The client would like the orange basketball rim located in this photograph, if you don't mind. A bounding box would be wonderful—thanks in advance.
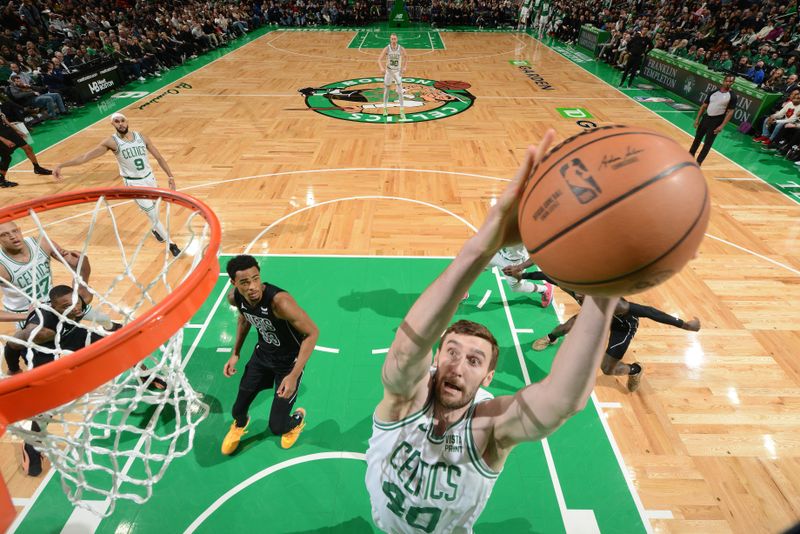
[0,188,221,532]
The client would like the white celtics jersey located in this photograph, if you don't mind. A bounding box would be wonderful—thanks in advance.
[0,237,51,312]
[498,244,529,263]
[365,399,500,533]
[113,132,153,179]
[385,44,404,72]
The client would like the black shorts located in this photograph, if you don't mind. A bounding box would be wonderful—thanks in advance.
[0,126,25,152]
[606,315,639,360]
[239,352,298,392]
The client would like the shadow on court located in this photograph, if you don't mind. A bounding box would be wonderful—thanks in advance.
[338,289,419,318]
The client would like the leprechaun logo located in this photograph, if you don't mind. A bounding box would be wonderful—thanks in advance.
[297,77,475,123]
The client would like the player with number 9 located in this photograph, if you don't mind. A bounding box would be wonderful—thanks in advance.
[52,113,182,257]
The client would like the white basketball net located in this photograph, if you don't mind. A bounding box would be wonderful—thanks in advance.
[0,193,212,517]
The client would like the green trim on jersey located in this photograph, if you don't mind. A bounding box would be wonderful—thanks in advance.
[425,403,469,445]
[373,397,433,431]
[465,404,500,479]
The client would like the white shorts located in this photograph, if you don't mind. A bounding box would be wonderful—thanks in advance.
[384,70,402,86]
[123,175,160,214]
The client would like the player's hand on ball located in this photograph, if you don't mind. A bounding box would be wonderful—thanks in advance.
[277,373,299,399]
[682,317,701,331]
[223,355,239,377]
[478,129,555,253]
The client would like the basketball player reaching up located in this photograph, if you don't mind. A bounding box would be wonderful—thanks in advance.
[365,130,621,533]
[533,295,700,392]
[0,220,86,374]
[378,33,408,120]
[52,113,181,257]
[221,255,319,453]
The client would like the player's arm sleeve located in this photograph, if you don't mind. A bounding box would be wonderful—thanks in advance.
[627,302,684,327]
[520,271,556,284]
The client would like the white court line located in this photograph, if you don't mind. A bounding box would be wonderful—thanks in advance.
[244,195,478,253]
[547,291,655,534]
[314,345,340,354]
[514,328,534,334]
[216,347,231,353]
[706,234,800,276]
[185,324,204,329]
[714,177,762,182]
[183,452,366,533]
[492,267,599,534]
[8,469,57,532]
[11,498,30,506]
[646,510,674,520]
[477,289,492,309]
[371,348,390,355]
[655,110,694,113]
[358,29,369,51]
[598,402,623,409]
[428,31,435,51]
[345,29,362,49]
[527,33,800,207]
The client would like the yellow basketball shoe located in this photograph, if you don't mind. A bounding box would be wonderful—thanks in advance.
[281,408,306,449]
[221,418,249,455]
[399,108,406,120]
[382,107,388,116]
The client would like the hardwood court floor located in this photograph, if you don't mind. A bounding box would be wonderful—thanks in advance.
[1,29,799,533]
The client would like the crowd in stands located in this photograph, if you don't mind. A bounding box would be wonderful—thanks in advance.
[540,0,800,162]
[405,0,519,29]
[3,0,800,163]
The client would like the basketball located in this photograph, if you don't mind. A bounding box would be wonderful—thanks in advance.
[518,125,710,296]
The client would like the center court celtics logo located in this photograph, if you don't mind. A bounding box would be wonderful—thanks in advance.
[297,77,475,123]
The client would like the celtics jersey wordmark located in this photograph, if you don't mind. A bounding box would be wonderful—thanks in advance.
[113,132,153,179]
[365,396,499,533]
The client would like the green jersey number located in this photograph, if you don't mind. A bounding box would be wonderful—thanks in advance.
[382,481,441,533]
[134,158,145,171]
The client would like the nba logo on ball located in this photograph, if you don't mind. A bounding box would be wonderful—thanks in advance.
[519,125,710,296]
[559,159,602,204]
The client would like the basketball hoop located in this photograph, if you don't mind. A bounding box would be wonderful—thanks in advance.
[0,188,221,531]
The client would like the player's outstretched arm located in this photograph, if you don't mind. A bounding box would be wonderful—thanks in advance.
[490,295,618,448]
[381,131,556,409]
[53,139,115,180]
[142,134,176,190]
[0,310,26,322]
[626,301,700,331]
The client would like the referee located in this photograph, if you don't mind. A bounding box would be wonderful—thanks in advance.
[689,74,738,166]
[0,112,52,188]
